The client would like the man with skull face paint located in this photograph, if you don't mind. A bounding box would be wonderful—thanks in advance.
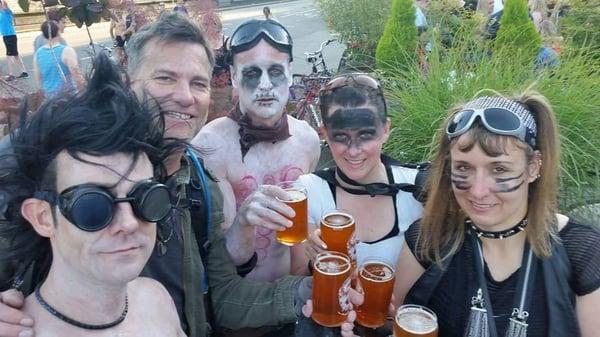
[193,19,320,285]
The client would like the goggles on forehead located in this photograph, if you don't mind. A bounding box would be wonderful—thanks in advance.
[228,19,293,62]
[320,73,387,113]
[446,97,537,149]
[34,180,172,232]
[446,108,537,149]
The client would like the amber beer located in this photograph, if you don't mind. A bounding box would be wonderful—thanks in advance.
[276,183,308,246]
[356,261,395,328]
[320,211,355,259]
[394,305,438,337]
[312,251,352,327]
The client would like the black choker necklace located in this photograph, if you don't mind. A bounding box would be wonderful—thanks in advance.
[467,218,528,239]
[35,285,128,330]
[335,168,416,197]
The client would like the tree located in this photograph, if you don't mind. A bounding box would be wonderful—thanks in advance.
[493,0,541,57]
[375,0,418,72]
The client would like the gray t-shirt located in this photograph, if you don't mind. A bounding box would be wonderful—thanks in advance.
[33,34,67,53]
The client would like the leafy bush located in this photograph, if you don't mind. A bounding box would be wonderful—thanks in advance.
[316,0,391,54]
[375,0,418,72]
[382,21,600,215]
[493,0,541,58]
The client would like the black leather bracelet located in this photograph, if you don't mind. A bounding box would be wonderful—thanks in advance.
[235,252,258,277]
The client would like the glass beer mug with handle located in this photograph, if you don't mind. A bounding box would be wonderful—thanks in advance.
[275,180,308,246]
[393,304,438,337]
[312,251,353,327]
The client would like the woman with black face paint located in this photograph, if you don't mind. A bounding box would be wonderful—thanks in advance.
[294,73,424,275]
[394,91,600,337]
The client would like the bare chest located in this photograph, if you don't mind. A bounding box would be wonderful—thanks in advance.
[228,140,313,206]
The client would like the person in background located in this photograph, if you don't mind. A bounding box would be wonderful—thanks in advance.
[33,21,84,98]
[395,91,600,337]
[173,0,188,16]
[32,8,66,53]
[0,0,28,80]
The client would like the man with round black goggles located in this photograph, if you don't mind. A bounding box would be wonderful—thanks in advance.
[34,179,171,232]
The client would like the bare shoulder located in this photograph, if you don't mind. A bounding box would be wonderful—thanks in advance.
[288,116,320,147]
[129,277,172,302]
[192,117,237,153]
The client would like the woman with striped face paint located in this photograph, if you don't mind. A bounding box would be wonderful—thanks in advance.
[394,91,600,337]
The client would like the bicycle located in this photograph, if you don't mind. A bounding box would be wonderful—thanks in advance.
[84,42,118,66]
[288,38,337,133]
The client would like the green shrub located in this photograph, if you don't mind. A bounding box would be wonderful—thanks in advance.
[560,0,600,53]
[315,0,391,54]
[382,20,600,215]
[493,0,541,58]
[375,0,418,72]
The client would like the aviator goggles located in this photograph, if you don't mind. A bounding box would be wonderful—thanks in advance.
[34,180,172,232]
[446,96,537,149]
[320,73,387,113]
[228,19,293,62]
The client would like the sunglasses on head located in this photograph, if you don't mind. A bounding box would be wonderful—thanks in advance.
[446,107,537,149]
[320,73,387,113]
[229,19,293,61]
[322,73,382,92]
[34,180,172,232]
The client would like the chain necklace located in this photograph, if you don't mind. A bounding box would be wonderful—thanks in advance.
[466,218,528,239]
[35,285,128,330]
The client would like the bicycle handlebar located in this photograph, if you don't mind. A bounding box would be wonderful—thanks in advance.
[304,38,336,57]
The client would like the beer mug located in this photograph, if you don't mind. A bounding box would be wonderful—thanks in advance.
[356,260,395,328]
[320,210,356,262]
[393,304,438,337]
[275,181,308,246]
[312,251,353,327]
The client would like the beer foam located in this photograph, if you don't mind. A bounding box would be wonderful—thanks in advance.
[284,189,306,202]
[323,213,353,229]
[396,307,437,334]
[360,263,394,282]
[316,256,351,275]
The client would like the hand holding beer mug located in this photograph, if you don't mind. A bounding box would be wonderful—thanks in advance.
[393,304,438,337]
[355,259,395,328]
[275,181,308,246]
[312,251,353,327]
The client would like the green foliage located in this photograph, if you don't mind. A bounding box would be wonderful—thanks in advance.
[17,0,29,12]
[560,0,600,52]
[494,0,541,58]
[315,0,391,54]
[17,0,111,27]
[375,0,418,72]
[382,20,600,214]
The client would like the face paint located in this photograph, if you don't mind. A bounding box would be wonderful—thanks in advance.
[492,172,525,193]
[233,40,291,121]
[324,108,379,130]
[240,64,288,91]
[451,172,470,190]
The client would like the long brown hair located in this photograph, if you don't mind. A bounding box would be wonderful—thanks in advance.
[417,89,560,264]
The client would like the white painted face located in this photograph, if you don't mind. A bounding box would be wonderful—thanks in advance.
[231,39,292,122]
